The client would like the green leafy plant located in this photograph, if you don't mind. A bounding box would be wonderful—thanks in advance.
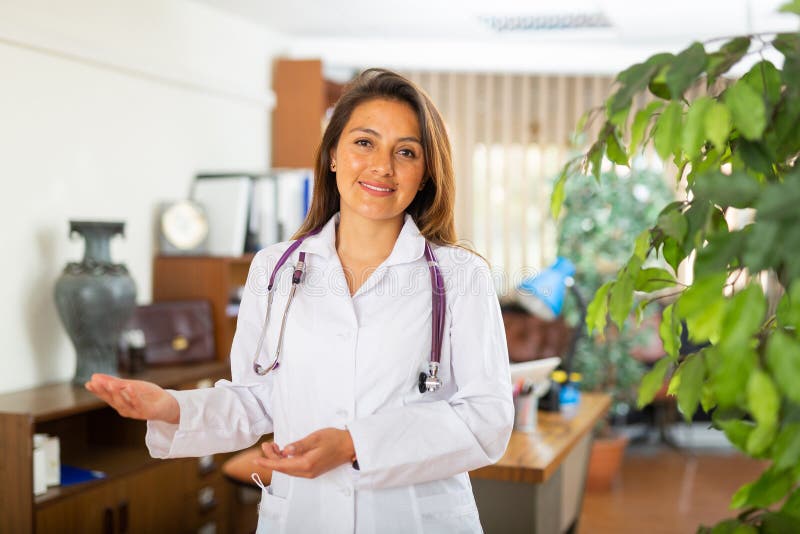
[552,2,800,531]
[558,165,673,427]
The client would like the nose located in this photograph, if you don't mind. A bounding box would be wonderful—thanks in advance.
[370,147,394,176]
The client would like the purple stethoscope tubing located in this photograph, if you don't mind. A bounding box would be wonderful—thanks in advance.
[251,229,446,393]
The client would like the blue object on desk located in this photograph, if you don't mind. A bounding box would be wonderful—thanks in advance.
[560,382,581,416]
[60,465,106,486]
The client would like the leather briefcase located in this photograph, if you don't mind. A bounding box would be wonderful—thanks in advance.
[123,300,216,366]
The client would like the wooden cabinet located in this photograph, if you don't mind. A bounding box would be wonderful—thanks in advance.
[152,255,254,362]
[271,58,346,168]
[0,362,237,533]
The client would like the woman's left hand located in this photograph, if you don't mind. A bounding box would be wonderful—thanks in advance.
[255,428,356,478]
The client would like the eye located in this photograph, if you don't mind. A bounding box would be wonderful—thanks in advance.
[355,138,372,148]
[398,148,417,158]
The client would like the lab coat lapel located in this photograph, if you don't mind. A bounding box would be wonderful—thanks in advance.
[353,214,426,298]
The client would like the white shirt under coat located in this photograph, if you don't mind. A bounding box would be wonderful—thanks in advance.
[146,212,514,533]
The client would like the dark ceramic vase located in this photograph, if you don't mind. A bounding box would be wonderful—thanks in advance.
[54,221,137,384]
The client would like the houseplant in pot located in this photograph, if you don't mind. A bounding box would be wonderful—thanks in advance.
[552,2,800,529]
[557,163,673,490]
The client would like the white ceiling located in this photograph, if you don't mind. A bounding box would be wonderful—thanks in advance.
[192,0,800,73]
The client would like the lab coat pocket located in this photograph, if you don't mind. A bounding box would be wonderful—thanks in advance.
[256,486,288,534]
[415,489,483,534]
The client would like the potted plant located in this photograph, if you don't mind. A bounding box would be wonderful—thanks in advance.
[558,164,673,490]
[552,2,800,530]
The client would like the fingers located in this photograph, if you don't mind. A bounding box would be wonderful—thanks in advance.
[254,453,317,478]
[283,431,319,457]
[85,375,141,418]
[261,441,282,461]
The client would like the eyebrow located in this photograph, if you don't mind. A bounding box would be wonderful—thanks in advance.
[348,127,421,144]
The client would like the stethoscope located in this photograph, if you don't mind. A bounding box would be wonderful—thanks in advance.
[251,227,446,394]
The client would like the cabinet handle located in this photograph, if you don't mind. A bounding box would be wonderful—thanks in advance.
[118,500,130,534]
[103,507,114,534]
[198,486,218,513]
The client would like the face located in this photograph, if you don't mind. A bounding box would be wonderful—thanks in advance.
[331,98,426,226]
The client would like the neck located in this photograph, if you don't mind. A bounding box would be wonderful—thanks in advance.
[336,211,404,264]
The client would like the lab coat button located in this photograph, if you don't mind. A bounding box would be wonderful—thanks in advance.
[341,487,352,497]
[336,409,348,418]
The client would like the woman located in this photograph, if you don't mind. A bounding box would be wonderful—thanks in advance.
[86,68,513,533]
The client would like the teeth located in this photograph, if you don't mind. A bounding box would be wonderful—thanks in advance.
[361,182,393,192]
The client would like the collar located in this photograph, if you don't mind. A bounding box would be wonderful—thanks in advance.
[299,212,426,267]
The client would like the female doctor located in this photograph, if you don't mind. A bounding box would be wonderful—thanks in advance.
[86,69,513,533]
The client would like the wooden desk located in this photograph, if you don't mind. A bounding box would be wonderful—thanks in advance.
[470,393,611,534]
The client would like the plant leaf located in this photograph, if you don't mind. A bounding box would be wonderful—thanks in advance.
[629,101,664,157]
[609,53,674,114]
[654,100,683,160]
[719,283,766,352]
[779,0,800,15]
[747,369,780,427]
[551,166,568,219]
[707,37,751,85]
[635,267,676,292]
[676,352,706,421]
[776,282,800,332]
[734,468,794,508]
[754,176,800,221]
[677,273,727,344]
[666,42,708,97]
[760,512,800,534]
[681,96,713,161]
[717,419,754,453]
[609,265,637,329]
[656,209,688,243]
[638,358,671,408]
[692,171,761,209]
[746,421,778,456]
[586,281,613,335]
[742,221,781,272]
[709,345,757,409]
[633,229,651,260]
[773,423,800,471]
[723,80,767,140]
[782,487,800,519]
[606,131,629,166]
[766,330,800,404]
[742,60,782,106]
[659,303,682,360]
[704,101,732,151]
[730,482,753,510]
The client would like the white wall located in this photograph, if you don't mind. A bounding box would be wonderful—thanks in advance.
[0,0,286,393]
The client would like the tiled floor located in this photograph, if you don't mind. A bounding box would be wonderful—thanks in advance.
[579,428,768,534]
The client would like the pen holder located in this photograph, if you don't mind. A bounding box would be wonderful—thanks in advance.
[513,393,538,432]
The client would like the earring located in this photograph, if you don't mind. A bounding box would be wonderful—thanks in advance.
[330,161,336,172]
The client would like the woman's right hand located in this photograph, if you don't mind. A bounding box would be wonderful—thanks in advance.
[85,373,180,424]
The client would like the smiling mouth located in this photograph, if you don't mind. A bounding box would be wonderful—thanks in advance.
[358,181,396,193]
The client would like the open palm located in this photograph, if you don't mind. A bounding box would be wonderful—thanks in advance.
[85,374,180,424]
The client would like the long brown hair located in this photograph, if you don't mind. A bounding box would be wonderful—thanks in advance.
[293,68,457,246]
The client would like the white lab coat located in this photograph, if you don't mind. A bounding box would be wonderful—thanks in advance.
[146,212,514,533]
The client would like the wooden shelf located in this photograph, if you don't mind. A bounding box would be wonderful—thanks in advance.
[0,361,235,533]
[0,360,230,422]
[153,255,254,361]
[34,444,158,507]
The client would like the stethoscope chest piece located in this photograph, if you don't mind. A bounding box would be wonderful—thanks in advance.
[418,361,442,393]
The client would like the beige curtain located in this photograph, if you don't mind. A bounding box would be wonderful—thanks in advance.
[403,71,615,284]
